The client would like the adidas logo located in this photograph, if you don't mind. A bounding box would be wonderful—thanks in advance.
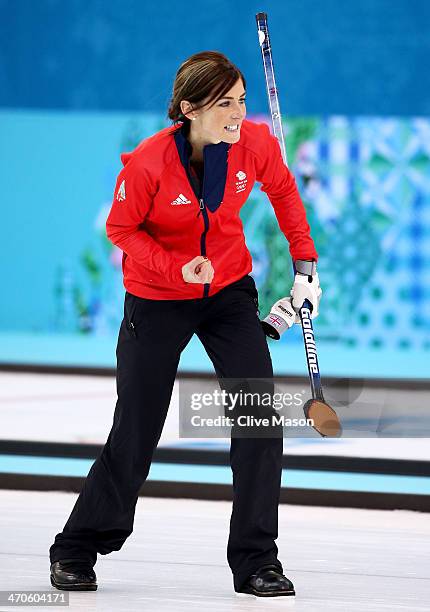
[171,193,191,205]
[116,179,126,202]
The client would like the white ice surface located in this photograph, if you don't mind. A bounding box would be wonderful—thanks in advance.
[0,490,429,611]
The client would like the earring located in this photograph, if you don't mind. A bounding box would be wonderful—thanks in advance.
[191,117,196,121]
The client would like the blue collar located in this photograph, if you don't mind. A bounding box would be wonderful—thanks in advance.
[173,122,230,212]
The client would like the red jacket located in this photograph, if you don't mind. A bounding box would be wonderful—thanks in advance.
[106,119,318,300]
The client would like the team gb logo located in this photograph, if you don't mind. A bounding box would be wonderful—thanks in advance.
[235,170,247,193]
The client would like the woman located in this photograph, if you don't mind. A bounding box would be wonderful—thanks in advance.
[49,51,320,598]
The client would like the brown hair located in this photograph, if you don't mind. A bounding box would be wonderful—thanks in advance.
[168,51,246,123]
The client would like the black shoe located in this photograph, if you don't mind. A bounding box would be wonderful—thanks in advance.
[236,564,295,597]
[50,559,97,591]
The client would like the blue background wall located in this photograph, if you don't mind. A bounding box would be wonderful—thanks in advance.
[1,0,429,116]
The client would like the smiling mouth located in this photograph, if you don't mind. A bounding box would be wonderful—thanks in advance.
[224,124,240,132]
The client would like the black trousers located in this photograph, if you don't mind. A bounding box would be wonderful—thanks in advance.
[49,274,283,591]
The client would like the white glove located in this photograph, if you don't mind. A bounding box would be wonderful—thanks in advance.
[291,268,322,319]
[261,296,297,339]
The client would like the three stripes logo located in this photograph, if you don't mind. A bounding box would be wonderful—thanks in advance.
[116,180,126,202]
[171,193,192,205]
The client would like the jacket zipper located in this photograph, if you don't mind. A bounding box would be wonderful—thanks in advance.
[199,198,210,298]
[185,159,210,298]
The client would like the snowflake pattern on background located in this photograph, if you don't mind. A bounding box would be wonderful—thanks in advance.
[57,114,430,352]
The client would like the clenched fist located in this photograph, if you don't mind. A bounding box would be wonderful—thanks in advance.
[182,256,214,284]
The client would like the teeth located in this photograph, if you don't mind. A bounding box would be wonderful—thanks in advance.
[225,125,239,131]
